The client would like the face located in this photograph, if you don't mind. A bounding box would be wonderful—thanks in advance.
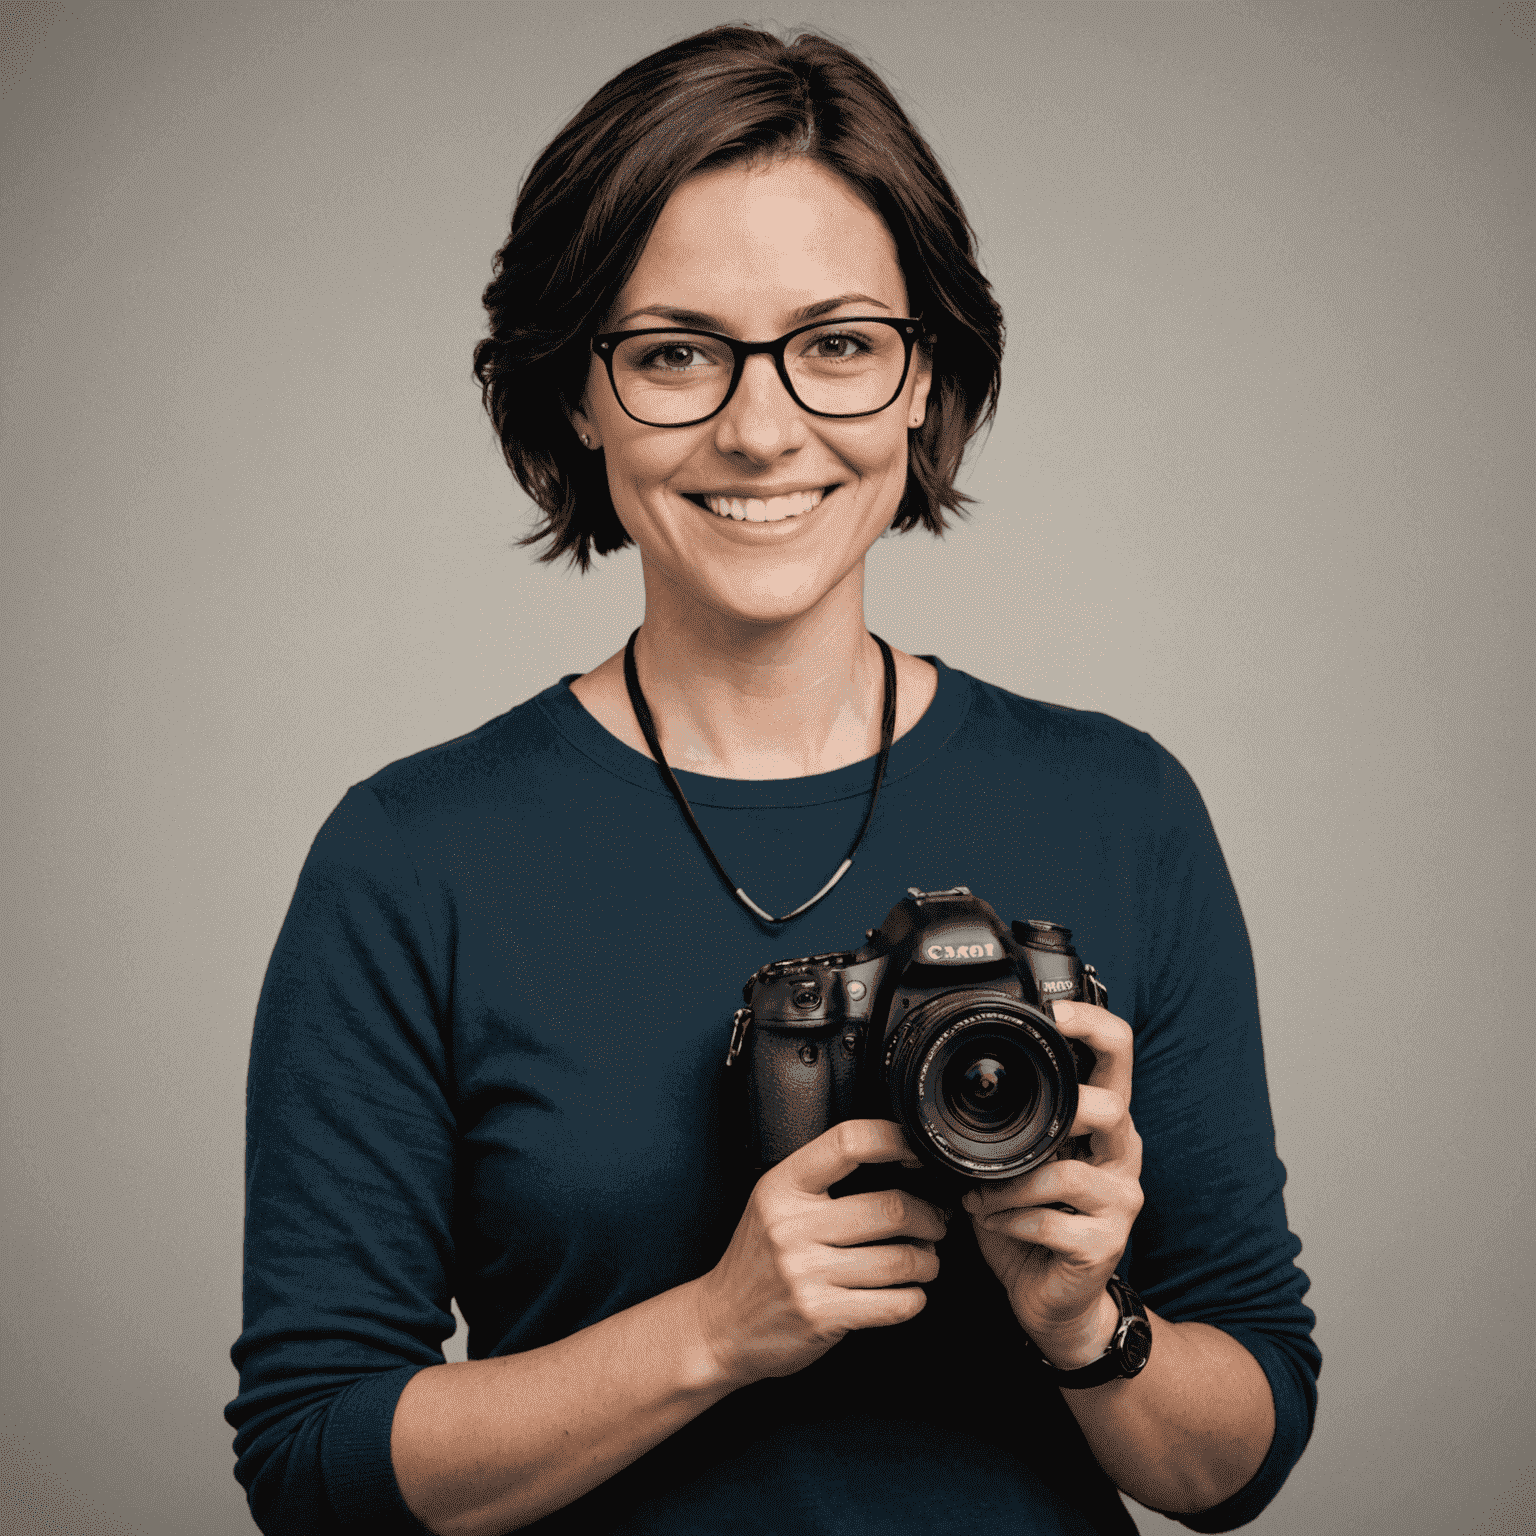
[571,157,931,631]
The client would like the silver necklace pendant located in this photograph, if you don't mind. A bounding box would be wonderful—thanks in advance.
[622,628,897,924]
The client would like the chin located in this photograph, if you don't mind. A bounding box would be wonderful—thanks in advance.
[701,563,861,630]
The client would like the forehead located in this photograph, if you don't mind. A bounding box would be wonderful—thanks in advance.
[616,158,908,326]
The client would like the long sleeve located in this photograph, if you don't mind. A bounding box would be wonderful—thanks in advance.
[1126,744,1320,1531]
[222,668,1320,1536]
[227,786,453,1534]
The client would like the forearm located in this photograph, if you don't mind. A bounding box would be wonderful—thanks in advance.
[1056,1306,1274,1515]
[391,1276,733,1536]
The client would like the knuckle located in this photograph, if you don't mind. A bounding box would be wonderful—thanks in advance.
[763,1216,799,1255]
[793,1294,827,1333]
[757,1177,792,1209]
[795,1278,830,1315]
[1083,1086,1124,1125]
[816,1319,851,1348]
[748,1176,780,1211]
[906,1245,940,1282]
[780,1247,815,1282]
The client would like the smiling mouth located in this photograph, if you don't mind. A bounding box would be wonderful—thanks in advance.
[686,487,829,523]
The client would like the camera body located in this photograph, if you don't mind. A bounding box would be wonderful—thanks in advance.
[728,887,1106,1182]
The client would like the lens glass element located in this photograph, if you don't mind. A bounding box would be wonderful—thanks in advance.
[942,1040,1039,1134]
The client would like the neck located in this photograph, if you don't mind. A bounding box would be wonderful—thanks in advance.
[632,568,886,779]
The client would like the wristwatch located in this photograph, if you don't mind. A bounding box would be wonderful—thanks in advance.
[1031,1275,1153,1389]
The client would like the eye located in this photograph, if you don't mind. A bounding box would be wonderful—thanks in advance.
[640,343,711,372]
[809,331,870,360]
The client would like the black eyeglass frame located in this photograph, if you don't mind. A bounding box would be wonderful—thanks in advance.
[590,316,926,429]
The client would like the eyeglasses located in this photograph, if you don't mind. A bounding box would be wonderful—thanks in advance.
[590,316,925,429]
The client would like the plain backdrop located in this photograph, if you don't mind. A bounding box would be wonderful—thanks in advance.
[2,3,1532,1533]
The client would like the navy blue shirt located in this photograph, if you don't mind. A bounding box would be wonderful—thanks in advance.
[228,659,1318,1533]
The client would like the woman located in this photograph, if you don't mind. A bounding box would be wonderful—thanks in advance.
[227,25,1318,1536]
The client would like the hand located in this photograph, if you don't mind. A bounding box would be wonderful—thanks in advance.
[693,1119,949,1389]
[963,999,1144,1368]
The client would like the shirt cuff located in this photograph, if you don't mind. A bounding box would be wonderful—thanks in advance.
[1162,1326,1317,1533]
[320,1364,436,1534]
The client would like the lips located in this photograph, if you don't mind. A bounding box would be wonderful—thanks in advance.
[689,487,828,523]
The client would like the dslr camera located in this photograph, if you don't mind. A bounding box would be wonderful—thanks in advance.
[727,887,1106,1182]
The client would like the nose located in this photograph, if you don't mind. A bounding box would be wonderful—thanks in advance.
[710,353,807,462]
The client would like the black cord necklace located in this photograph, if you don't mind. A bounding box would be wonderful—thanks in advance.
[623,627,897,925]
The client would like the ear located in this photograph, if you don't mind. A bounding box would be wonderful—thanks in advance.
[907,347,934,430]
[567,401,601,452]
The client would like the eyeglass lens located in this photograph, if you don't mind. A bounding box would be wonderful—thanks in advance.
[608,321,909,425]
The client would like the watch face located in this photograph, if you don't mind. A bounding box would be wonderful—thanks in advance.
[1120,1317,1153,1375]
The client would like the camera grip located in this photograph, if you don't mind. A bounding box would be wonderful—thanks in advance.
[745,1022,858,1169]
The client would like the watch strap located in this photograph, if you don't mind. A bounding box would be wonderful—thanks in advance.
[1031,1275,1153,1389]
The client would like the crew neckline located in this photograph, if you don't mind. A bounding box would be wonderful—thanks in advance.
[535,654,972,810]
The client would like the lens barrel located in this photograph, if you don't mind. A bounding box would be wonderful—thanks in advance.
[886,992,1079,1179]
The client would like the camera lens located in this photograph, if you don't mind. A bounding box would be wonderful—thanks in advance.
[886,995,1079,1180]
[943,1041,1038,1134]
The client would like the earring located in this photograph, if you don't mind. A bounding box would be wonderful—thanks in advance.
[581,433,591,448]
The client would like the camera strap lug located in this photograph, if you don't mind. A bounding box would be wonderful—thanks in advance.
[1082,964,1108,1009]
[726,1007,753,1068]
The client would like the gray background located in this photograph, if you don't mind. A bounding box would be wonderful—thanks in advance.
[2,2,1531,1533]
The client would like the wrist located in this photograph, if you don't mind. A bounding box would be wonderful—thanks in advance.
[676,1275,745,1396]
[1032,1286,1121,1370]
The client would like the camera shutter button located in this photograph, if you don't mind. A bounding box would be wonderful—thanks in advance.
[792,985,822,1010]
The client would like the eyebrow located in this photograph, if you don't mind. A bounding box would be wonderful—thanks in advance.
[611,292,893,331]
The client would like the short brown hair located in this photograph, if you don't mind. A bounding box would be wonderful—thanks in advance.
[473,25,1005,569]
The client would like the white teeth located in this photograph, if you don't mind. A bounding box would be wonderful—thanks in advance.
[701,488,825,522]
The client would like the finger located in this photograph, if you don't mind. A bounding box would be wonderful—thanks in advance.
[774,1119,920,1197]
[822,1239,942,1289]
[820,1187,949,1247]
[1050,1000,1133,1104]
[965,1158,1130,1222]
[1070,1083,1127,1137]
[975,1205,1124,1266]
[1069,1089,1141,1173]
[1089,1113,1141,1175]
[840,1285,929,1330]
